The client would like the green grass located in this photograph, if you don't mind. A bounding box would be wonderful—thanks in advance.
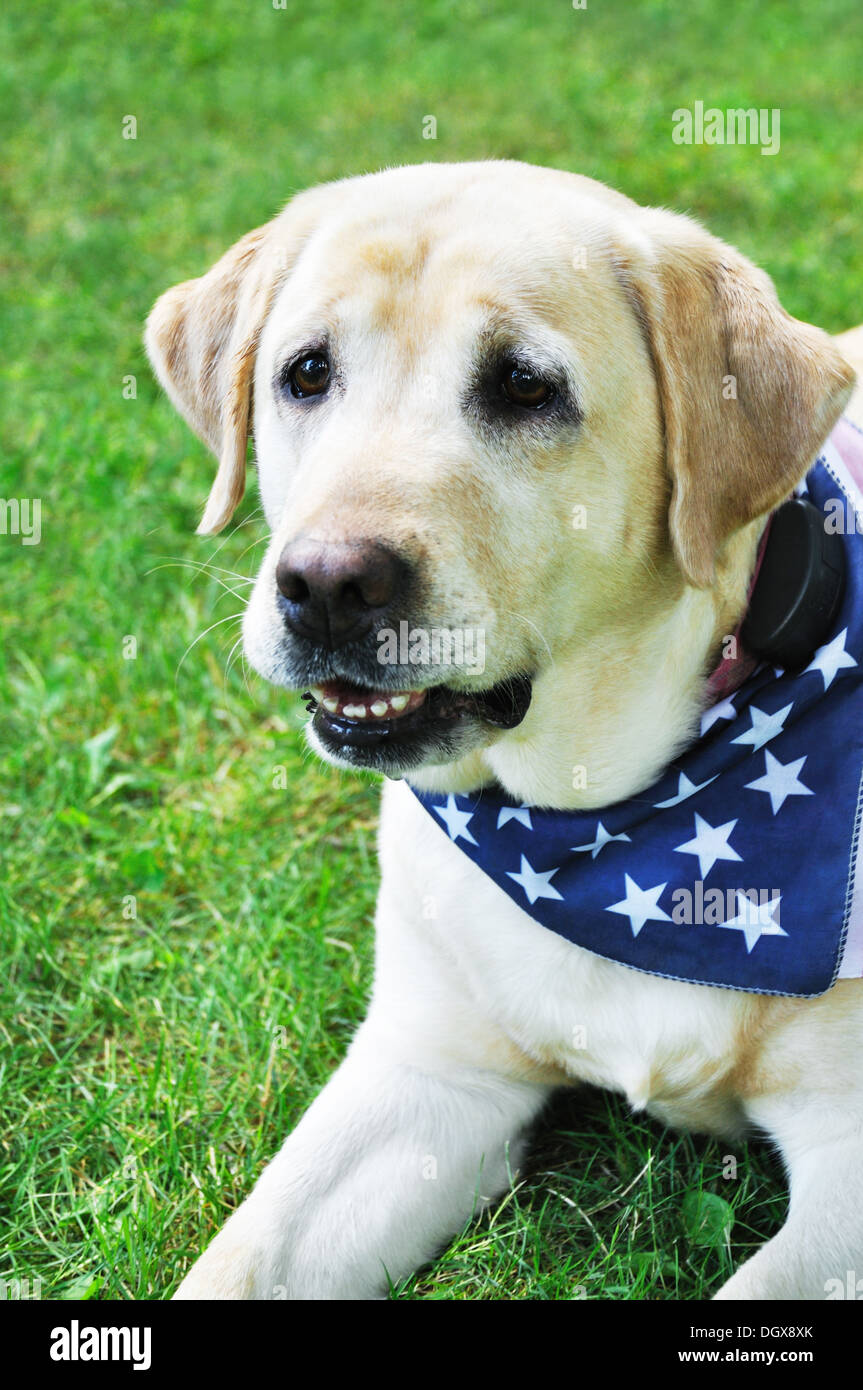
[0,0,860,1300]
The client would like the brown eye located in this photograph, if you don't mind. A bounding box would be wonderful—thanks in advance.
[501,363,553,408]
[286,352,331,398]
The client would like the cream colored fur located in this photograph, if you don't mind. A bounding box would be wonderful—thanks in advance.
[146,161,862,1301]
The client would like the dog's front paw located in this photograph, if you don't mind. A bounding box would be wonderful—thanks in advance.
[713,1248,805,1301]
[173,1241,261,1300]
[172,1208,289,1301]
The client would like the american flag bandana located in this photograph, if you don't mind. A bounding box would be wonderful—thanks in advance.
[410,420,863,997]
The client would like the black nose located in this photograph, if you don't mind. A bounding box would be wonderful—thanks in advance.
[275,538,409,648]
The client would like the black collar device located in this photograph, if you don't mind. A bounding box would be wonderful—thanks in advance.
[740,497,847,673]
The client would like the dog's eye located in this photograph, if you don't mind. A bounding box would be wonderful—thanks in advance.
[501,363,554,409]
[284,352,331,399]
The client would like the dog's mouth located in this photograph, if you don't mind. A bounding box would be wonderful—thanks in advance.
[301,674,533,763]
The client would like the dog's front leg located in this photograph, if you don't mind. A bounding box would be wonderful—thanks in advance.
[173,1019,551,1300]
[714,1092,863,1300]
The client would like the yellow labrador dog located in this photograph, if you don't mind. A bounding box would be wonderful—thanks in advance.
[146,161,863,1300]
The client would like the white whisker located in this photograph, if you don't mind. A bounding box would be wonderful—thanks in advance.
[147,557,254,602]
[498,608,555,667]
[176,612,244,679]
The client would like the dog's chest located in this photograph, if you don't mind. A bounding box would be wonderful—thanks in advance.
[378,781,753,1136]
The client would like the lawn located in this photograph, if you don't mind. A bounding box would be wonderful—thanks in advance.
[1,0,861,1300]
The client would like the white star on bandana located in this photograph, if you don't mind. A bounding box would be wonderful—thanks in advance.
[674,813,742,879]
[571,821,631,858]
[745,751,813,815]
[804,627,857,690]
[700,698,737,735]
[432,794,478,845]
[506,856,564,904]
[606,875,672,938]
[718,891,786,953]
[654,772,718,808]
[731,702,793,752]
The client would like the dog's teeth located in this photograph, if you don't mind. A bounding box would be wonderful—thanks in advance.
[316,687,422,720]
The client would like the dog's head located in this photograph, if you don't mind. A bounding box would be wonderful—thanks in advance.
[146,162,853,804]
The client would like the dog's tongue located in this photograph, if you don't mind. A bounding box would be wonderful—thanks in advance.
[309,682,427,721]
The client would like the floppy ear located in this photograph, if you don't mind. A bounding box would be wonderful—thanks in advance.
[145,190,328,534]
[615,211,855,586]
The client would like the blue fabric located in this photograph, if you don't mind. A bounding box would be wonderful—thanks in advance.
[409,457,863,996]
